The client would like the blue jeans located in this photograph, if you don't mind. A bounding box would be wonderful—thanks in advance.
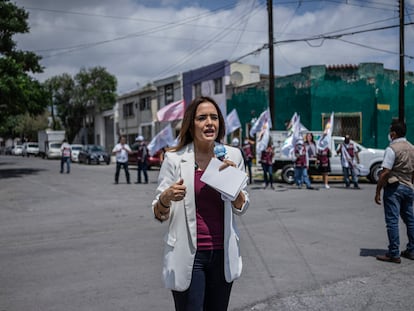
[383,183,414,257]
[342,167,358,187]
[261,163,273,186]
[294,167,312,188]
[60,157,70,173]
[172,250,232,311]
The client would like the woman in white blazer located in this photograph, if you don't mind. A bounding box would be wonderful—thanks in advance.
[152,96,249,311]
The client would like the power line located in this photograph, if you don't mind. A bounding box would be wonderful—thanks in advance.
[233,21,414,63]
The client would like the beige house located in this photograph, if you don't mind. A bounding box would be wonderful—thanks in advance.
[116,84,157,145]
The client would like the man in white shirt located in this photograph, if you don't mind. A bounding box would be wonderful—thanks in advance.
[112,136,132,184]
[60,139,72,174]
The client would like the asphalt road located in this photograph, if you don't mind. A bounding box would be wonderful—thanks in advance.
[1,155,414,311]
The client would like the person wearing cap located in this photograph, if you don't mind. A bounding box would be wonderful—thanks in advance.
[112,136,132,184]
[135,135,149,184]
[231,137,246,169]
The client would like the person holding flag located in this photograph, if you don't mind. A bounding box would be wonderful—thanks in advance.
[336,134,361,189]
[317,113,334,189]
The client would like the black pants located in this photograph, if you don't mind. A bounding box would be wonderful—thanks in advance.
[137,161,148,183]
[172,250,233,311]
[115,162,130,183]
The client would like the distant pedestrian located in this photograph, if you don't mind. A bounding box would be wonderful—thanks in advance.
[134,135,149,184]
[260,140,274,189]
[231,137,246,167]
[316,134,331,189]
[112,136,131,184]
[60,139,71,174]
[337,134,360,189]
[305,132,317,180]
[242,138,254,184]
[375,120,414,264]
[294,138,314,190]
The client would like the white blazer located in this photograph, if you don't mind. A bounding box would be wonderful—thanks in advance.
[152,143,249,291]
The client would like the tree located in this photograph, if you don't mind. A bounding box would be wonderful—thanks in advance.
[44,74,80,142]
[14,112,49,141]
[46,67,117,143]
[75,67,117,143]
[0,0,49,125]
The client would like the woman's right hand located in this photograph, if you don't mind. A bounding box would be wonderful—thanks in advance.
[164,178,186,203]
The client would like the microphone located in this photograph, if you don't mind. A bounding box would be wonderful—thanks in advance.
[214,144,227,161]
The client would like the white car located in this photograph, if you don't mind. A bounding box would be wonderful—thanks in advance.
[12,145,23,156]
[22,142,39,157]
[46,142,62,159]
[70,144,84,162]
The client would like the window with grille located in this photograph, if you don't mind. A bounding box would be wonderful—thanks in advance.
[139,97,151,111]
[322,112,361,142]
[123,102,134,118]
[214,78,223,94]
[164,84,174,104]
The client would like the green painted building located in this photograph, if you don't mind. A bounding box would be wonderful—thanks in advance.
[227,63,414,148]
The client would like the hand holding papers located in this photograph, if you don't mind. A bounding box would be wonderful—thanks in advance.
[200,158,248,201]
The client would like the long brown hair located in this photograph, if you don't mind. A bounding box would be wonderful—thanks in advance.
[170,96,226,152]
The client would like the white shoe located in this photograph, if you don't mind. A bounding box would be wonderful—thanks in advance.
[324,184,330,189]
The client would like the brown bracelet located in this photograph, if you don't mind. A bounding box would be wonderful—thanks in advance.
[159,197,171,209]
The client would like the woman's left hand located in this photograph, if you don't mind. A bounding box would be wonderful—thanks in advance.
[219,159,237,171]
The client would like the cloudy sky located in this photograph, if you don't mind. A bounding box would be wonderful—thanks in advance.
[13,0,414,94]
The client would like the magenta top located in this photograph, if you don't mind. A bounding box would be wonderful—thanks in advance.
[194,170,224,250]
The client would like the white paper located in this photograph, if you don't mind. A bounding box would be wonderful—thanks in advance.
[200,158,248,201]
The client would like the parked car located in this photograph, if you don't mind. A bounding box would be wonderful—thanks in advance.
[45,142,62,159]
[128,143,162,169]
[12,145,23,156]
[78,144,110,165]
[70,144,84,162]
[22,142,39,157]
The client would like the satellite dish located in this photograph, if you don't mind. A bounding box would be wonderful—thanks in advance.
[230,71,243,86]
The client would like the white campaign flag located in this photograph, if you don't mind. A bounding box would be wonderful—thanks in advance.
[281,113,301,159]
[249,108,272,137]
[317,112,334,151]
[225,109,241,135]
[147,124,175,156]
[156,99,185,122]
[256,121,270,155]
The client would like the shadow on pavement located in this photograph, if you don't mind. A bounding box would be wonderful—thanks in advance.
[0,168,46,179]
[360,248,387,257]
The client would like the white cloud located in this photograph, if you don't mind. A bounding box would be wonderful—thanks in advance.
[12,0,414,94]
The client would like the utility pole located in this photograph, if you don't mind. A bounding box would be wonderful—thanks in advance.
[267,0,275,126]
[399,0,405,122]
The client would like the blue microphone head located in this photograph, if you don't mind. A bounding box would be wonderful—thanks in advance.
[214,144,227,160]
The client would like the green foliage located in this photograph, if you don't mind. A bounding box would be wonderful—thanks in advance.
[0,0,49,126]
[45,67,117,143]
[14,112,49,141]
[75,67,117,112]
